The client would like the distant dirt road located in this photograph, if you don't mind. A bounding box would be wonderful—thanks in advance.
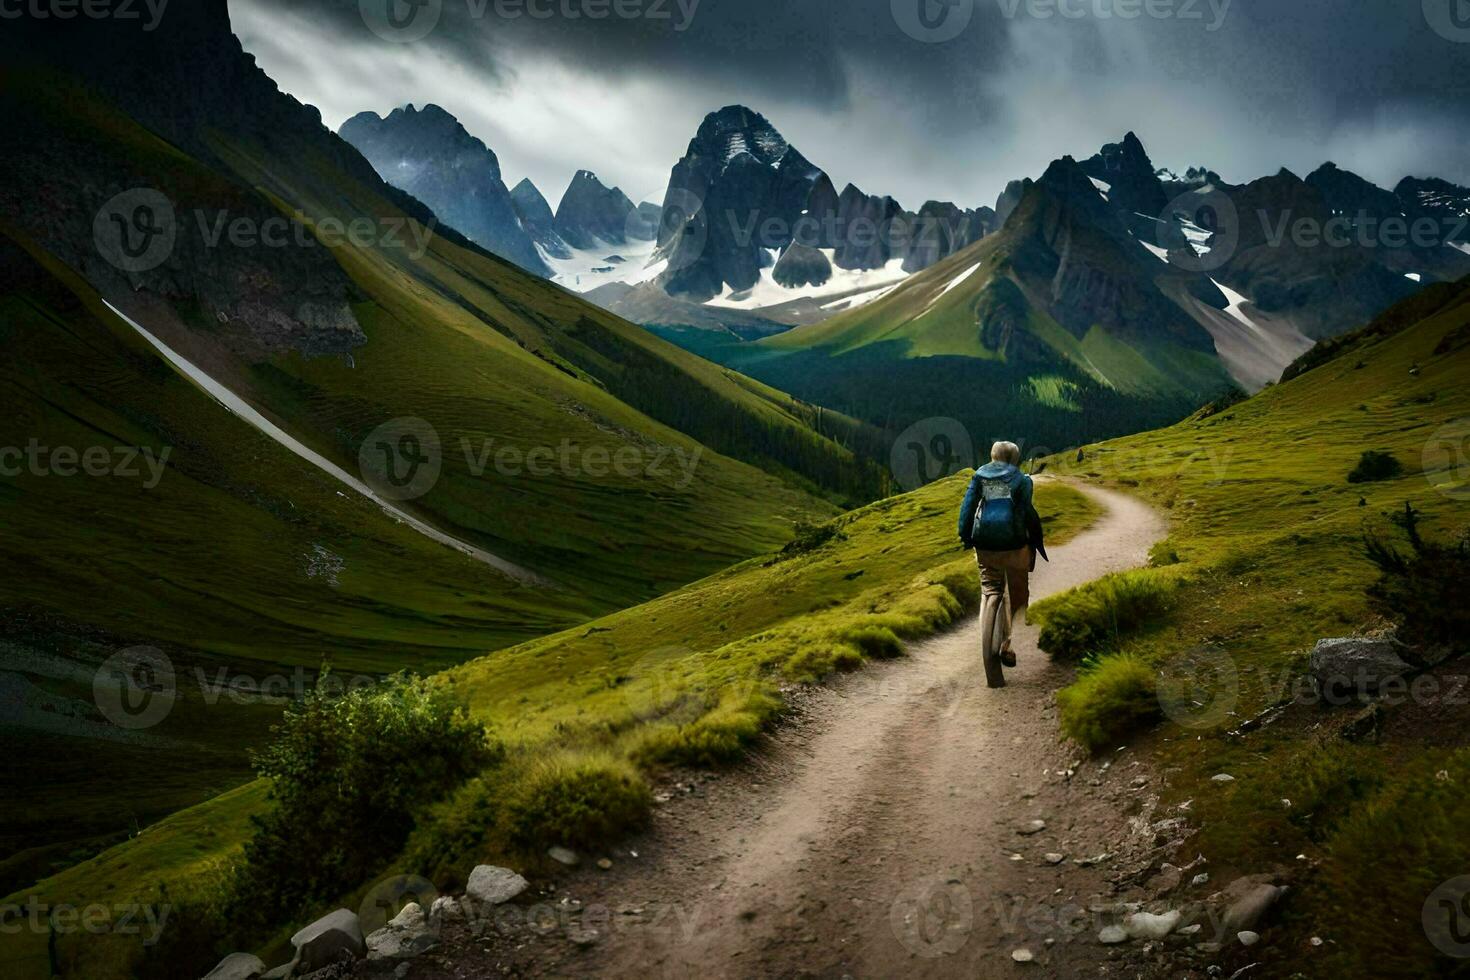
[423,481,1166,979]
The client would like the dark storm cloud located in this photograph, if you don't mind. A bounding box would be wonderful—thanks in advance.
[233,0,1470,210]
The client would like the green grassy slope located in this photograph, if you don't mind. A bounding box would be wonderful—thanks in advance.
[0,477,1102,979]
[1036,275,1470,976]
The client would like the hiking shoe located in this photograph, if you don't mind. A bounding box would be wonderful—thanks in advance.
[1000,641,1017,668]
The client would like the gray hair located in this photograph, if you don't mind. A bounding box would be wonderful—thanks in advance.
[990,441,1022,465]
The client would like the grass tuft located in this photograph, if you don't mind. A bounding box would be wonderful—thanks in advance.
[1030,569,1175,662]
[1056,653,1160,753]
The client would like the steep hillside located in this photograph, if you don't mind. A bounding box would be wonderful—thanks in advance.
[1037,273,1470,978]
[0,0,888,890]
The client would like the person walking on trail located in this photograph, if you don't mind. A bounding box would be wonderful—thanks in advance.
[957,441,1048,666]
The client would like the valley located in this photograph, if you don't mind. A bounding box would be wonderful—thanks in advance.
[2,2,1468,979]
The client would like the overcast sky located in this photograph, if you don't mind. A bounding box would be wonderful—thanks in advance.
[234,0,1470,211]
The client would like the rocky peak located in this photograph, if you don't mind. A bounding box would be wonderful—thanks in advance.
[555,171,641,248]
[1080,132,1167,218]
[692,105,793,171]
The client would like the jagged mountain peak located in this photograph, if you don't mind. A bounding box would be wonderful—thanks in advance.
[692,104,793,170]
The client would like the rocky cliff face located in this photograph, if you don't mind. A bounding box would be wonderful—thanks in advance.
[340,105,549,276]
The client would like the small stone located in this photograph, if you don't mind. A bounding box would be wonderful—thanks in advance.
[1011,947,1035,962]
[466,866,530,906]
[1211,773,1235,783]
[548,846,580,866]
[1018,819,1047,835]
[1238,930,1261,946]
[1310,936,1323,947]
[1178,923,1202,935]
[1044,853,1065,865]
[570,928,600,947]
[1191,873,1210,887]
[1098,925,1128,945]
[596,858,613,871]
[1124,909,1180,940]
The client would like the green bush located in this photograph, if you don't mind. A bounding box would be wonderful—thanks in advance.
[1031,570,1174,662]
[1347,449,1402,483]
[1056,654,1160,752]
[1364,503,1470,655]
[505,751,652,851]
[843,624,904,659]
[230,673,498,931]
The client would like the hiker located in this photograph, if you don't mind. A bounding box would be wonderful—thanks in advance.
[957,441,1048,666]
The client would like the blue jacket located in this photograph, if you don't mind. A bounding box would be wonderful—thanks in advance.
[957,463,1048,560]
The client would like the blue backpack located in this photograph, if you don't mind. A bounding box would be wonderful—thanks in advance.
[970,475,1029,551]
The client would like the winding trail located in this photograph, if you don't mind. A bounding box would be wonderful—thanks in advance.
[427,482,1165,979]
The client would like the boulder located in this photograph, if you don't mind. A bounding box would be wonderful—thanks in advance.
[1219,877,1286,933]
[290,908,365,974]
[203,952,265,980]
[365,902,440,963]
[465,865,529,906]
[430,895,464,922]
[1310,636,1413,702]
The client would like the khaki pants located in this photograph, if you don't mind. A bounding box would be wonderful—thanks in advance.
[976,546,1031,623]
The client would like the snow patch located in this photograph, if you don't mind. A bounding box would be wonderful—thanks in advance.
[1405,272,1422,282]
[707,250,908,312]
[1141,240,1170,263]
[542,237,661,292]
[921,261,982,313]
[1089,177,1112,200]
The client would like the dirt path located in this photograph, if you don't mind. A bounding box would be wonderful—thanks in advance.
[422,481,1167,979]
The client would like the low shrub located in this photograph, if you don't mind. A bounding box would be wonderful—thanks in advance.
[229,672,498,932]
[1347,449,1402,483]
[1056,654,1160,752]
[400,774,505,886]
[1364,502,1470,655]
[504,751,652,852]
[1031,570,1174,662]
